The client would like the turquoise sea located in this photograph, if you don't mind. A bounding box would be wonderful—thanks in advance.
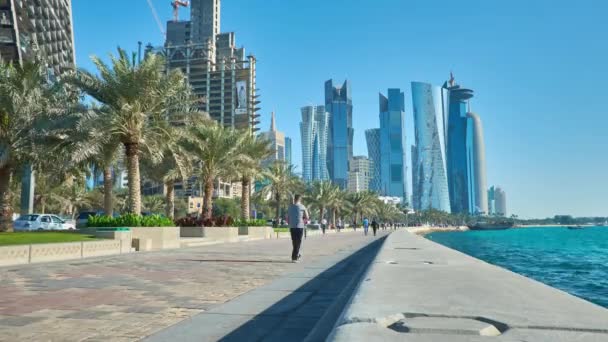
[427,227,608,308]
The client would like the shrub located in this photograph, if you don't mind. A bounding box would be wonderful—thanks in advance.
[87,214,175,227]
[175,215,235,227]
[234,219,267,227]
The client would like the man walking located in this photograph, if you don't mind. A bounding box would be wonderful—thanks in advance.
[363,217,370,236]
[321,218,327,235]
[371,218,379,236]
[288,194,309,263]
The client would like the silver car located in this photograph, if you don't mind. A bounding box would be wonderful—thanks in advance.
[13,214,76,231]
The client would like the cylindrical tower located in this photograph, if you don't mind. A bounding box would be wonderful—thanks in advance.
[466,112,488,214]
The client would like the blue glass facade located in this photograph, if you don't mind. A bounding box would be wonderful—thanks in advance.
[325,79,353,189]
[300,106,329,182]
[411,82,451,213]
[365,129,381,192]
[444,81,474,214]
[378,89,408,203]
[466,112,488,214]
[285,137,292,166]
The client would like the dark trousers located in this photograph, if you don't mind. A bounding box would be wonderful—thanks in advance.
[373,226,378,236]
[290,228,304,260]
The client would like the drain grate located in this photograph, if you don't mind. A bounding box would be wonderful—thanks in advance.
[394,247,420,250]
[387,315,505,337]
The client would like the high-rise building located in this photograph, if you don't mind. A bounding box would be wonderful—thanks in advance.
[191,0,220,44]
[443,75,473,214]
[325,79,353,189]
[300,106,329,182]
[442,74,488,215]
[0,0,75,75]
[285,137,292,166]
[411,82,451,213]
[487,186,496,215]
[259,112,285,164]
[348,156,373,193]
[378,89,408,203]
[150,0,259,133]
[495,187,507,216]
[365,129,381,192]
[466,112,488,214]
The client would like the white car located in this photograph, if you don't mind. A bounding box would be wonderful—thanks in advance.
[13,214,76,231]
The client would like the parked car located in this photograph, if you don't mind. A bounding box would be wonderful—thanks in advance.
[13,214,76,231]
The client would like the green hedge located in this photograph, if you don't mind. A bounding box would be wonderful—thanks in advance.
[233,219,267,227]
[87,214,175,228]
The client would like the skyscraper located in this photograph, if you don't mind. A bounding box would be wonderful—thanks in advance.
[487,186,496,215]
[190,0,220,44]
[411,82,451,213]
[495,187,507,216]
[300,106,329,182]
[152,0,259,133]
[285,137,292,166]
[0,0,75,75]
[365,129,381,192]
[259,112,286,164]
[443,74,474,214]
[378,89,408,203]
[466,112,488,214]
[325,79,353,189]
[348,156,373,193]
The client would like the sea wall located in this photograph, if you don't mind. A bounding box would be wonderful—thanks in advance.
[330,230,608,341]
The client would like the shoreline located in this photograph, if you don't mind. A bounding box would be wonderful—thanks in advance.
[406,226,468,235]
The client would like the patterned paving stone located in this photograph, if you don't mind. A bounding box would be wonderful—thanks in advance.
[0,232,384,341]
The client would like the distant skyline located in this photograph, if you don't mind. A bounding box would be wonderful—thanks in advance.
[72,0,608,218]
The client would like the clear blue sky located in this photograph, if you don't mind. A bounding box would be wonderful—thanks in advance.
[72,0,608,219]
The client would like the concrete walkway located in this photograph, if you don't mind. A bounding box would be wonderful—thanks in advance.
[331,230,608,341]
[0,230,389,341]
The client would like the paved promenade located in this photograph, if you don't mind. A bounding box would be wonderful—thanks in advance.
[0,230,388,341]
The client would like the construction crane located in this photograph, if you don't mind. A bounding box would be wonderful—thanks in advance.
[145,0,165,37]
[171,1,189,22]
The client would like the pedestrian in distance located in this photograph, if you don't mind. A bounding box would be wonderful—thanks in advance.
[371,218,379,236]
[337,218,343,232]
[321,217,327,235]
[288,194,309,263]
[363,217,370,236]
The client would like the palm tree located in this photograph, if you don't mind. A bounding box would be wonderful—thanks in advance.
[142,195,165,214]
[184,122,244,219]
[260,161,300,226]
[235,134,272,220]
[348,191,376,226]
[69,48,190,214]
[305,181,336,224]
[0,60,68,232]
[329,187,351,227]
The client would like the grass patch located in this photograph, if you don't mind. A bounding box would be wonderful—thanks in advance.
[274,228,290,233]
[0,232,98,246]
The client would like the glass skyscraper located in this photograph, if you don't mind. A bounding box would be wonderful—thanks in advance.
[300,106,329,182]
[411,82,451,213]
[325,79,353,189]
[466,112,488,214]
[378,89,408,203]
[285,137,292,166]
[444,77,474,214]
[365,129,381,192]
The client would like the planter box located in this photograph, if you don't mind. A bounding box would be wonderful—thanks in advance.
[180,226,239,242]
[245,226,274,240]
[130,227,180,250]
[0,245,30,266]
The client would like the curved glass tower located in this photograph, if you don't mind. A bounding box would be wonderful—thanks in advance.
[365,129,381,192]
[300,106,329,182]
[411,82,451,213]
[466,112,488,214]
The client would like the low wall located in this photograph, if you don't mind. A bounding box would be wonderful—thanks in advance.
[131,227,180,251]
[0,239,130,267]
[329,230,608,341]
[180,226,239,242]
[245,226,274,240]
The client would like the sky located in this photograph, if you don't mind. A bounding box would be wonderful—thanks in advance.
[72,0,608,219]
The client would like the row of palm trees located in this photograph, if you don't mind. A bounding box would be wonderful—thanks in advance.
[0,49,407,233]
[0,49,274,232]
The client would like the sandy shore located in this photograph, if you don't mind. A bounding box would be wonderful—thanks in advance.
[406,226,469,235]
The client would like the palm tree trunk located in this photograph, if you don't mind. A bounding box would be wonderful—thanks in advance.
[40,197,46,214]
[332,208,337,228]
[241,176,250,220]
[202,177,214,219]
[165,180,175,220]
[274,193,281,227]
[103,166,113,216]
[124,142,141,214]
[0,167,14,232]
[319,207,325,223]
